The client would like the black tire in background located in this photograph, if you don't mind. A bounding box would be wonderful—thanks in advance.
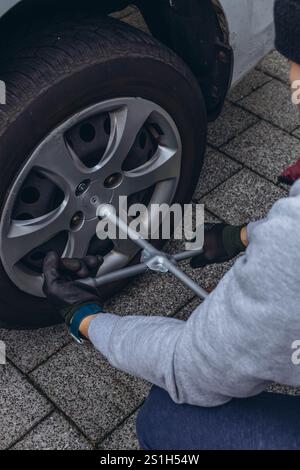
[0,16,207,328]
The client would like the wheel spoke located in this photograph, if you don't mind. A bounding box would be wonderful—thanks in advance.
[121,145,181,195]
[112,237,141,259]
[35,131,90,193]
[63,219,98,259]
[6,203,70,266]
[100,99,157,175]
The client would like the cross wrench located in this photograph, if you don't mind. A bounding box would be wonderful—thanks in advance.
[78,204,208,300]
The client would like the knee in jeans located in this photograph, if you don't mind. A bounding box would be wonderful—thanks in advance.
[136,386,164,450]
[136,400,154,450]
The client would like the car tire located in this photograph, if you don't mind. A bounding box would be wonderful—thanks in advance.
[0,15,207,328]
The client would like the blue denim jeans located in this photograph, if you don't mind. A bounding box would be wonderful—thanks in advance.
[136,386,300,450]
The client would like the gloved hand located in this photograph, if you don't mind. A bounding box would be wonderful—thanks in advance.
[43,251,104,326]
[190,223,247,268]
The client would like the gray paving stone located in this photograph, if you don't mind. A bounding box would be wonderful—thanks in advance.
[222,121,300,182]
[257,50,290,84]
[0,363,52,449]
[240,80,300,132]
[30,342,150,443]
[207,102,258,147]
[229,70,272,102]
[176,298,202,322]
[0,324,69,373]
[104,263,194,317]
[11,412,92,450]
[268,383,300,396]
[292,127,300,139]
[183,256,236,297]
[99,412,140,450]
[193,148,242,200]
[202,169,286,225]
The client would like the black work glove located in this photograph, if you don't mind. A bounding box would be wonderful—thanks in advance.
[190,223,246,269]
[43,251,104,326]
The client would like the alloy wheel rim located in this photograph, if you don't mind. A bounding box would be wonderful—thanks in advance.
[0,97,182,297]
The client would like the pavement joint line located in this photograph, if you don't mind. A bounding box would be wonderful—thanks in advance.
[294,127,300,135]
[173,295,199,321]
[209,113,259,148]
[255,65,289,87]
[199,164,289,209]
[170,294,199,319]
[216,147,290,193]
[228,71,273,103]
[96,401,144,449]
[24,343,152,447]
[232,86,300,135]
[204,208,222,222]
[192,163,243,201]
[25,337,72,375]
[6,357,95,448]
[200,206,228,225]
[6,409,55,450]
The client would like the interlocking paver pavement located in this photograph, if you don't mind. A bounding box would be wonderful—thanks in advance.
[207,101,258,147]
[99,413,140,451]
[11,412,93,450]
[228,69,272,102]
[293,127,300,139]
[0,325,69,373]
[240,79,299,132]
[0,363,52,449]
[193,148,242,200]
[202,168,286,224]
[1,9,299,451]
[222,121,300,183]
[257,50,290,84]
[30,342,150,443]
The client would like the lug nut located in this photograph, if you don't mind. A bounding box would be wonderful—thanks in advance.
[104,173,122,189]
[76,180,90,196]
[70,211,83,230]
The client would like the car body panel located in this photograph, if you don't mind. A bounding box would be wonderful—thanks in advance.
[220,0,275,85]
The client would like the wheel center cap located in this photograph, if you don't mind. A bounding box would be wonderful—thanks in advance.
[82,181,113,220]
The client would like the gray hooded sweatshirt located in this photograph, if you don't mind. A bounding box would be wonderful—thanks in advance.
[89,181,300,407]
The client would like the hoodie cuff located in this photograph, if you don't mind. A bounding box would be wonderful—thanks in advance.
[88,313,120,358]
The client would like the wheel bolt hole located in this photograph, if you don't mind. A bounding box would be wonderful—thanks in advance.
[21,187,40,204]
[104,173,123,189]
[76,179,91,196]
[79,122,96,143]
